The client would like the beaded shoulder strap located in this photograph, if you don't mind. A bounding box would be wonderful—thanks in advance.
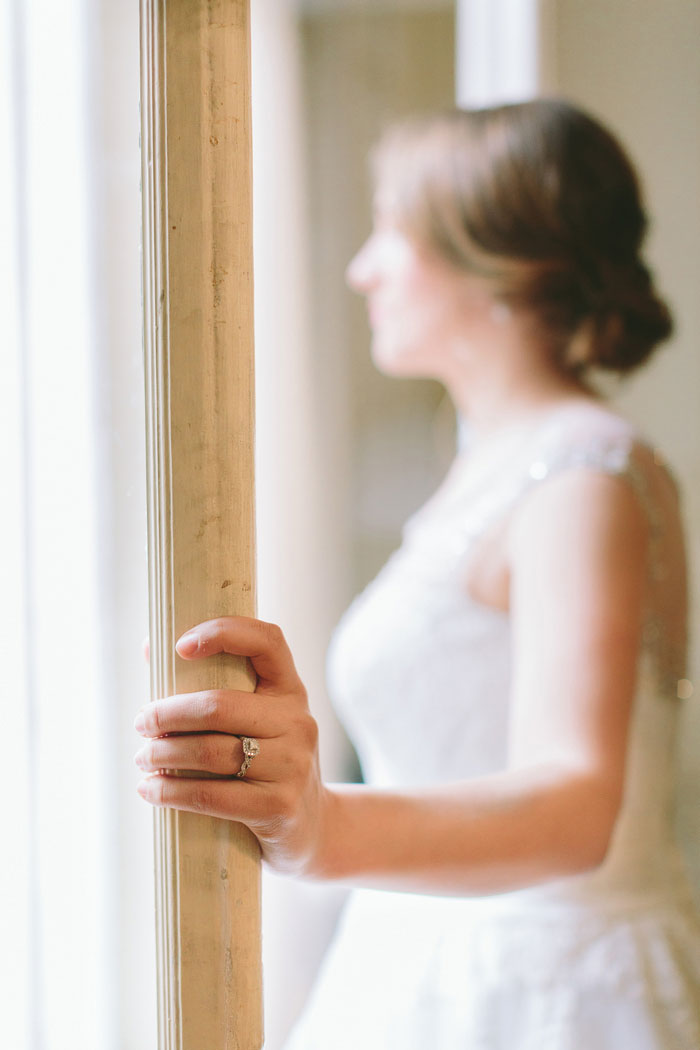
[525,430,688,700]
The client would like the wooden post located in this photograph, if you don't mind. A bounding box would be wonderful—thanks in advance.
[139,2,262,1047]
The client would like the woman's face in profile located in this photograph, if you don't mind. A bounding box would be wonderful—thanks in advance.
[346,192,494,380]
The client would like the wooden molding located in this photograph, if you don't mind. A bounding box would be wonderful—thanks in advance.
[139,1,262,1046]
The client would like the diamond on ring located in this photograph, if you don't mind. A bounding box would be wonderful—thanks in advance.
[235,735,260,778]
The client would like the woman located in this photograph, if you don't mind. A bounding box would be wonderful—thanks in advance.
[135,99,700,1047]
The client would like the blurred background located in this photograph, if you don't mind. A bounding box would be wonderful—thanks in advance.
[0,1,698,1047]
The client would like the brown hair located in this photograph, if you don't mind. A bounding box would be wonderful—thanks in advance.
[371,99,673,374]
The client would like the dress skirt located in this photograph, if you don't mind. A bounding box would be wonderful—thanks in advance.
[283,885,700,1050]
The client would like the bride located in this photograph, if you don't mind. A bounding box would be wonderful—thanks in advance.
[135,99,700,1047]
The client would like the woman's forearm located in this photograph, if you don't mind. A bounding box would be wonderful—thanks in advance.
[309,763,621,896]
[135,618,629,890]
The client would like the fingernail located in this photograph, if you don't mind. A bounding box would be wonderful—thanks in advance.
[134,711,146,733]
[176,631,199,655]
[136,781,149,799]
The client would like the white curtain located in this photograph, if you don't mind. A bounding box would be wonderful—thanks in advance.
[0,2,155,1047]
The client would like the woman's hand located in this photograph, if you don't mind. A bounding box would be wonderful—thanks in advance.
[134,616,330,877]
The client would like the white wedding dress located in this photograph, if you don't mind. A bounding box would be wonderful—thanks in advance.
[283,404,700,1050]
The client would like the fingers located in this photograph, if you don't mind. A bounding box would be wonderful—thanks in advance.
[174,616,303,695]
[135,688,285,739]
[135,617,318,845]
[143,636,150,664]
[136,771,277,825]
[134,731,280,782]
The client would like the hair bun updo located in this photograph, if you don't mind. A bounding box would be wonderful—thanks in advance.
[571,258,674,372]
[371,98,674,376]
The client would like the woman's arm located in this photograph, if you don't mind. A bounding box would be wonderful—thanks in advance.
[135,469,648,895]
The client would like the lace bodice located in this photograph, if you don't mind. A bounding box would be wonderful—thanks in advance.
[326,403,691,902]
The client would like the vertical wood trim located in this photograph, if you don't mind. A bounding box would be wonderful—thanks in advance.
[139,2,262,1047]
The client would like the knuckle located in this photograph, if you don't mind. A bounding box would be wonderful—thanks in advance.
[301,714,319,748]
[145,741,160,769]
[199,690,223,725]
[262,621,284,648]
[195,738,216,770]
[274,786,296,820]
[191,786,212,812]
[292,712,318,749]
[146,703,162,735]
[289,681,309,706]
[153,776,167,806]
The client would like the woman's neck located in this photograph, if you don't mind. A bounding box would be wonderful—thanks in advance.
[443,333,598,445]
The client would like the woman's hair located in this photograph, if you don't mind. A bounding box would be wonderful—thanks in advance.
[371,99,673,374]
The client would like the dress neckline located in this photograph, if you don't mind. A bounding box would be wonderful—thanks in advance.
[457,398,632,458]
[412,400,640,533]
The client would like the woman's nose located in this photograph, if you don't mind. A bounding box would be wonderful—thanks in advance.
[345,238,377,293]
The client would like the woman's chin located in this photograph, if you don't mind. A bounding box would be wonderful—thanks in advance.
[369,339,433,379]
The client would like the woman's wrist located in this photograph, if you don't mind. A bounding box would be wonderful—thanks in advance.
[299,783,347,881]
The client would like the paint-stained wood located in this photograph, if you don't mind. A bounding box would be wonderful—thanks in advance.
[139,1,262,1046]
